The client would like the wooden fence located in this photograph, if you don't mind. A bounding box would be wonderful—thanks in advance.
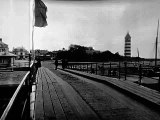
[66,61,160,84]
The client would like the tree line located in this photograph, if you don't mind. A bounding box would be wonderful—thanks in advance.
[56,44,141,62]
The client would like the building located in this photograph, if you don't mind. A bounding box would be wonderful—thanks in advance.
[124,32,131,57]
[0,38,16,67]
[69,44,100,55]
[85,47,100,55]
[12,47,29,60]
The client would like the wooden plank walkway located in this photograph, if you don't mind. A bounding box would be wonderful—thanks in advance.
[64,69,160,107]
[34,67,100,120]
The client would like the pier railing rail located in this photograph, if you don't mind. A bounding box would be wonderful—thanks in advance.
[0,62,36,120]
[66,61,160,85]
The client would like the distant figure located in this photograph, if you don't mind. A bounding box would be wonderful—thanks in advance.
[65,59,68,68]
[91,68,95,74]
[55,59,58,70]
[62,59,65,69]
[37,60,41,68]
[98,66,105,75]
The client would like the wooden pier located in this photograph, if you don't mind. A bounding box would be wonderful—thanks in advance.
[1,62,160,120]
[34,67,99,120]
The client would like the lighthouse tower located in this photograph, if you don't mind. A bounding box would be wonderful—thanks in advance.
[124,32,131,57]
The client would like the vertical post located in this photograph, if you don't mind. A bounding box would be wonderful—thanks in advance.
[124,62,127,80]
[91,63,92,73]
[66,62,68,69]
[109,62,112,77]
[96,63,97,75]
[87,63,88,73]
[27,53,32,119]
[29,53,31,84]
[102,63,104,76]
[68,63,69,69]
[82,64,84,72]
[119,61,121,79]
[158,74,160,90]
[139,64,142,85]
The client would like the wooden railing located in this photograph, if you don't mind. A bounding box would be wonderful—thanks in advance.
[66,61,160,84]
[0,62,36,120]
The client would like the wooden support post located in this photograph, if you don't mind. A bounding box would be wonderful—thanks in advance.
[119,61,121,79]
[91,63,92,73]
[82,64,84,72]
[159,75,160,90]
[110,62,111,77]
[29,53,31,85]
[124,62,127,80]
[102,63,104,76]
[96,63,97,75]
[80,63,82,71]
[139,64,142,85]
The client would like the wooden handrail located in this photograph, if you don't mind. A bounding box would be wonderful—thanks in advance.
[0,62,34,120]
[0,71,30,120]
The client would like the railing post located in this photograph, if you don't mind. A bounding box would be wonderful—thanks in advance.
[102,63,104,76]
[96,63,97,75]
[139,64,142,85]
[29,53,31,84]
[78,64,79,70]
[109,62,111,77]
[159,74,160,90]
[87,63,88,73]
[91,63,92,73]
[66,62,68,69]
[119,61,121,79]
[80,64,81,71]
[124,62,127,80]
[82,64,84,72]
[71,64,73,69]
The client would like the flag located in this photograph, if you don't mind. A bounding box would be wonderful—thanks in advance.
[34,0,47,27]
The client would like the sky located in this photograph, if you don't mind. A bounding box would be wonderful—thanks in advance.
[0,0,160,58]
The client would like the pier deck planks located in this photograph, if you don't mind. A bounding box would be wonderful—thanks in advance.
[35,67,99,120]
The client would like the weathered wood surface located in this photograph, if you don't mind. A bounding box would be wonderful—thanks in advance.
[64,69,160,106]
[35,67,99,120]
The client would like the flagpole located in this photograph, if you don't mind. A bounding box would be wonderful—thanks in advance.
[31,0,35,62]
[32,26,35,61]
[29,0,32,67]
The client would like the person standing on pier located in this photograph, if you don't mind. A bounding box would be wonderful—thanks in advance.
[37,59,41,68]
[55,59,58,70]
[62,59,65,69]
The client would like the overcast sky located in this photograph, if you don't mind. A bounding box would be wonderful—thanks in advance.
[0,0,160,58]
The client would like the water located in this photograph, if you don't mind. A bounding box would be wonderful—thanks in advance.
[0,71,27,85]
